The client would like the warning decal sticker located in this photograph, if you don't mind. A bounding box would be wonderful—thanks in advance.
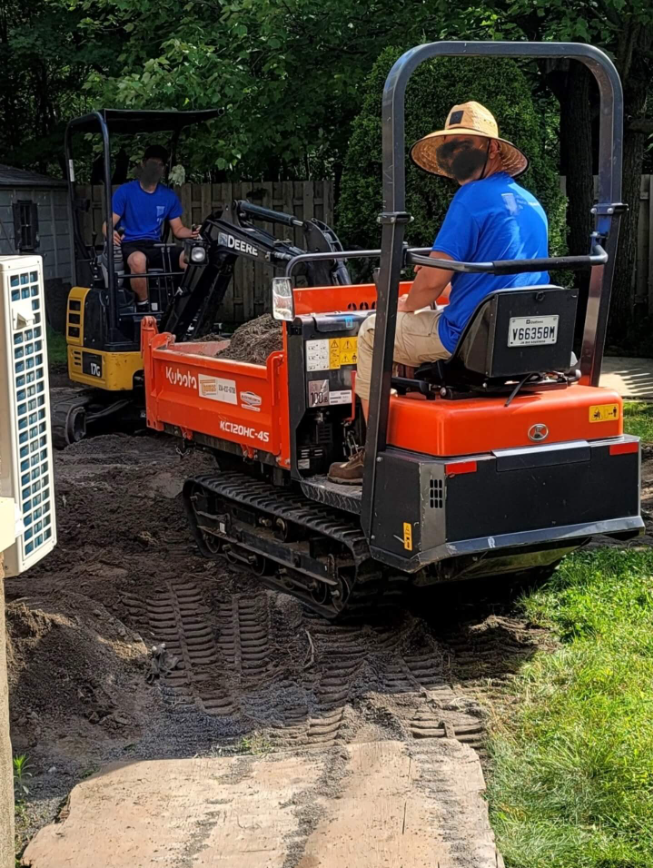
[306,337,358,371]
[589,403,619,423]
[308,379,330,406]
[306,340,330,371]
[307,379,352,407]
[329,337,358,369]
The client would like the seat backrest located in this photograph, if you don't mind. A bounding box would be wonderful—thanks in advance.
[98,244,125,293]
[452,285,578,378]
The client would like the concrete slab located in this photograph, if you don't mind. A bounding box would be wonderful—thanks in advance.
[600,357,653,400]
[21,741,502,868]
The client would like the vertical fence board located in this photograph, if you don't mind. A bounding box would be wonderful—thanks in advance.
[636,175,648,303]
[648,175,653,313]
[325,179,334,227]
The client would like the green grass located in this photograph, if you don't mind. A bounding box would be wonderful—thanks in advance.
[46,325,67,366]
[623,401,653,443]
[488,548,653,868]
[236,732,273,756]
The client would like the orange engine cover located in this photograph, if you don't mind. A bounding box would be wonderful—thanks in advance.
[387,385,623,457]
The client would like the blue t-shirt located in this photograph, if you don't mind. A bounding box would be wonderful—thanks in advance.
[433,172,549,353]
[112,180,183,242]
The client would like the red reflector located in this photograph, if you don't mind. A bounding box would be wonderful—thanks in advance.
[609,442,639,456]
[445,460,477,476]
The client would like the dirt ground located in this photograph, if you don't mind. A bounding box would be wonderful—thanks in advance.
[7,423,652,859]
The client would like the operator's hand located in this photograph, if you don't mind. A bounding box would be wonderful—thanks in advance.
[397,294,412,312]
[190,224,201,239]
[113,230,122,247]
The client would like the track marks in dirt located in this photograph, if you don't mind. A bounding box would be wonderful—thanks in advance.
[303,619,367,747]
[440,614,543,710]
[383,634,485,749]
[217,595,277,688]
[126,583,490,752]
[126,581,235,717]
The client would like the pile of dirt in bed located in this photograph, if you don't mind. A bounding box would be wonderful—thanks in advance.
[217,314,283,364]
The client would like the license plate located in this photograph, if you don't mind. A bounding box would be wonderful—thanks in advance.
[508,315,559,347]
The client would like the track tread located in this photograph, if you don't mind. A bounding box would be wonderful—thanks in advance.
[184,471,409,619]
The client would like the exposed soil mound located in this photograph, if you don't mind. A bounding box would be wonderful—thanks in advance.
[7,594,149,745]
[217,315,283,365]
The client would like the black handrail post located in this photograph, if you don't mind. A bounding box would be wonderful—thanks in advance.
[359,45,421,539]
[63,123,80,287]
[97,111,117,342]
[66,111,117,340]
[361,213,411,542]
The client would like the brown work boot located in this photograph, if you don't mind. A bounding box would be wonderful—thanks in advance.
[328,450,365,485]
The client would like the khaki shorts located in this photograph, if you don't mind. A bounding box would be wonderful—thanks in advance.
[356,308,451,401]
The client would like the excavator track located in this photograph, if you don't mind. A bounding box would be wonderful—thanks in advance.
[51,391,133,449]
[183,471,408,620]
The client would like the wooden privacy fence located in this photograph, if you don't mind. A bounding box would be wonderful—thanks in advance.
[77,180,335,324]
[79,176,653,324]
[634,175,653,310]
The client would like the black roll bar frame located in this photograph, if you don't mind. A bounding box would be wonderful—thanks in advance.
[65,111,119,341]
[364,40,623,539]
[64,110,219,342]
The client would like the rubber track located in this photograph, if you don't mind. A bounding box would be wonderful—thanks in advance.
[188,472,370,563]
[185,471,408,618]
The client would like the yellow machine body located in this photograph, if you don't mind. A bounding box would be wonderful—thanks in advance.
[65,286,142,391]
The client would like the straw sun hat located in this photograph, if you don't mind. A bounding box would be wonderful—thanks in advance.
[410,101,528,179]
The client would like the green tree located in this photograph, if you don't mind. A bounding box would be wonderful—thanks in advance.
[67,0,509,181]
[482,0,653,343]
[72,0,448,179]
[0,0,123,173]
[338,49,565,264]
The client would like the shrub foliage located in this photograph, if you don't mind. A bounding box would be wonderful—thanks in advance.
[338,49,566,264]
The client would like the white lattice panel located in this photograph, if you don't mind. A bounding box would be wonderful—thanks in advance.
[0,255,56,574]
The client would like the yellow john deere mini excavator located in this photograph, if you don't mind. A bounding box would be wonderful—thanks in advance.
[53,109,351,448]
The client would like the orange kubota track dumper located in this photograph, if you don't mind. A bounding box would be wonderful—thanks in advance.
[141,40,643,620]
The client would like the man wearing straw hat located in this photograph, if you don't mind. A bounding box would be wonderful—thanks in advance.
[329,101,550,484]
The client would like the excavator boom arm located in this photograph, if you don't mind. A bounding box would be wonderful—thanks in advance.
[160,202,350,340]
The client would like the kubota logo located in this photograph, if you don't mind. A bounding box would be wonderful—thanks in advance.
[165,366,197,389]
[528,423,549,442]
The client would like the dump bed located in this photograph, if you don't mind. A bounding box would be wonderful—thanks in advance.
[142,281,627,465]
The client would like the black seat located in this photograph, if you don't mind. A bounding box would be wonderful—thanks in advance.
[98,242,180,313]
[97,244,128,293]
[393,285,580,400]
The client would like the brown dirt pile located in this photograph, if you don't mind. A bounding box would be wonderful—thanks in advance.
[217,314,283,365]
[7,593,150,747]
